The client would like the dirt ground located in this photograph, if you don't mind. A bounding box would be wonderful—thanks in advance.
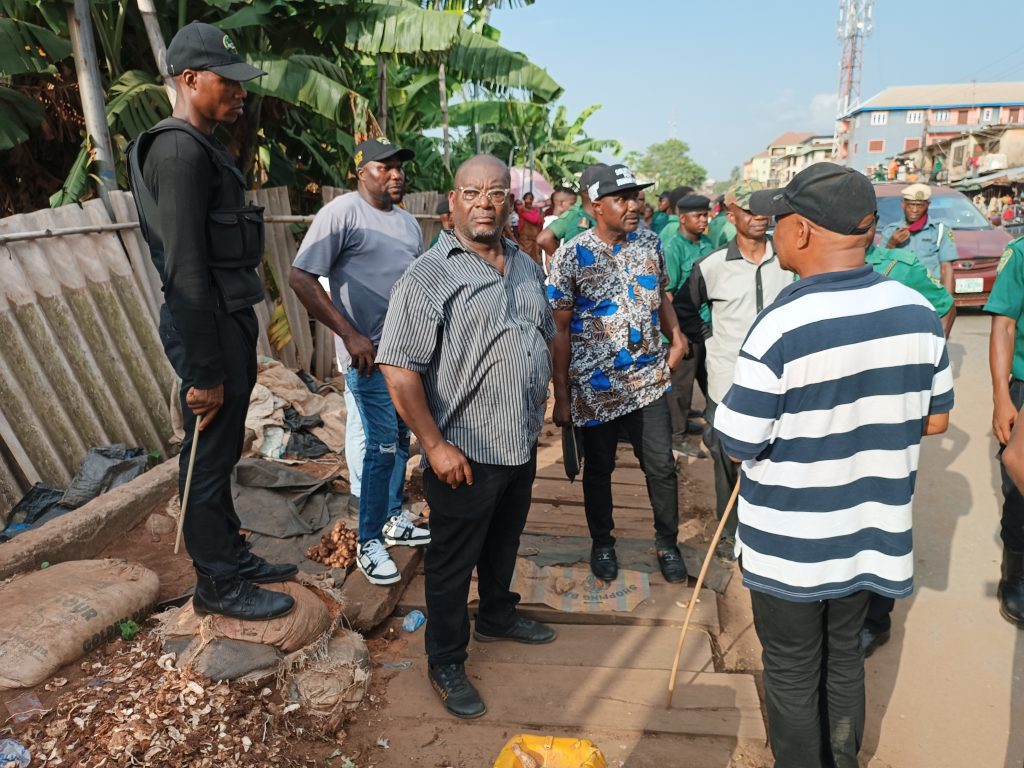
[1,421,771,767]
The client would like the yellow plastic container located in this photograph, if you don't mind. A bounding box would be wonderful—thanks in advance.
[493,734,606,768]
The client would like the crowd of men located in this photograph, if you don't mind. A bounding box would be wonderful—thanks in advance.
[126,21,1024,768]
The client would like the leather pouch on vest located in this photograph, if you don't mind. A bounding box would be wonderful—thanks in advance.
[207,204,266,312]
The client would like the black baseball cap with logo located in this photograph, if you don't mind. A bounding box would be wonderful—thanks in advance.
[585,164,654,201]
[353,137,414,170]
[166,21,265,81]
[749,162,877,236]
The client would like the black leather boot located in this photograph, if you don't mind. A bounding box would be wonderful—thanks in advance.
[428,663,486,719]
[237,549,298,584]
[192,573,295,621]
[998,548,1024,627]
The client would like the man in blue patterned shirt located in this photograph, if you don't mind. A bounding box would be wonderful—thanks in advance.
[548,164,690,584]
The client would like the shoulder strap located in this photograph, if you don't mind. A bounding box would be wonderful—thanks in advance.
[883,259,899,276]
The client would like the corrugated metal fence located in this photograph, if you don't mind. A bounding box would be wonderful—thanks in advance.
[0,187,442,523]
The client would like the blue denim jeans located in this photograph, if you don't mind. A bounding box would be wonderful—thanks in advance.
[345,368,410,543]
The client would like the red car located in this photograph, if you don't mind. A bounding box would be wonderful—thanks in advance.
[875,183,1013,307]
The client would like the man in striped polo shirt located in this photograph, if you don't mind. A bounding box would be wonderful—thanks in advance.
[714,163,953,767]
[378,155,557,719]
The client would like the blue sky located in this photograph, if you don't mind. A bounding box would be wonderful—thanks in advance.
[489,0,1024,179]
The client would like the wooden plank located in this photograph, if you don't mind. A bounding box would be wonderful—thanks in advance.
[467,624,714,673]
[530,479,651,510]
[535,464,649,486]
[397,573,719,630]
[386,660,765,740]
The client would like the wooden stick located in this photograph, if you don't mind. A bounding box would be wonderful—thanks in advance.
[174,415,203,555]
[666,476,741,709]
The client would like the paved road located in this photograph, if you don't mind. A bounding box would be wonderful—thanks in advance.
[864,312,1024,768]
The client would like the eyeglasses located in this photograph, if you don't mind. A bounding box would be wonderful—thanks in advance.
[455,186,510,205]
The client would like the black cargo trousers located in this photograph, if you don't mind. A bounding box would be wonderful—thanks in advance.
[159,303,258,579]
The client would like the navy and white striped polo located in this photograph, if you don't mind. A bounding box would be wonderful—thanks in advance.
[714,265,954,602]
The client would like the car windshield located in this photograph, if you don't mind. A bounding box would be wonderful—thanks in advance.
[877,192,993,231]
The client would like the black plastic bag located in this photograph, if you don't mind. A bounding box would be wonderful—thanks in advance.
[60,444,148,509]
[10,483,64,525]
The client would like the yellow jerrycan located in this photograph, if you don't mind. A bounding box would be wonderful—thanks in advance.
[493,734,606,768]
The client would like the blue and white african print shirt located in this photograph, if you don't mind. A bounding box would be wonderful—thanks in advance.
[547,228,671,427]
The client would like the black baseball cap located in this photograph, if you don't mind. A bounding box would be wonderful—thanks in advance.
[578,163,609,197]
[166,22,265,81]
[676,194,711,213]
[585,164,654,201]
[354,136,414,169]
[749,162,877,236]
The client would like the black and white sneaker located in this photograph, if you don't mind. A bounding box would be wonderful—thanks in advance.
[357,540,401,585]
[383,514,431,547]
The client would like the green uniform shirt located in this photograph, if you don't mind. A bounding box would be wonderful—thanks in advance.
[707,212,736,248]
[666,232,715,294]
[651,210,669,233]
[984,237,1024,381]
[866,244,953,318]
[547,202,595,244]
[658,215,680,244]
[429,231,440,249]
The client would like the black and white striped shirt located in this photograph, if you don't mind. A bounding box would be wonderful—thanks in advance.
[376,231,555,466]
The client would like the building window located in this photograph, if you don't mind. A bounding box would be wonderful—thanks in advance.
[869,112,888,126]
[982,107,994,122]
[934,110,950,123]
[953,146,964,166]
[1011,107,1020,123]
[868,139,885,153]
[904,138,922,151]
[906,110,923,124]
[957,110,969,125]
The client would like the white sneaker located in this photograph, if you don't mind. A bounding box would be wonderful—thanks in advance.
[383,514,431,547]
[357,540,401,585]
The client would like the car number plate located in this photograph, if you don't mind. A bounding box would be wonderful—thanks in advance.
[955,277,984,293]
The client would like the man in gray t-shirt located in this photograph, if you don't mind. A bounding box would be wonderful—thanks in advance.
[290,137,430,587]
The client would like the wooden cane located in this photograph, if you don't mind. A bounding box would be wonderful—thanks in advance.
[173,415,203,555]
[666,476,741,709]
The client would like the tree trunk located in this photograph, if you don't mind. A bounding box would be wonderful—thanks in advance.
[67,0,117,210]
[438,62,450,172]
[136,0,176,106]
[376,55,388,137]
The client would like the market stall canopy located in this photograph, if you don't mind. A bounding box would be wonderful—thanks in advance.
[953,166,1024,191]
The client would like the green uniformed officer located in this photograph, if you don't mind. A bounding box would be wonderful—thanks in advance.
[651,191,671,233]
[665,194,714,458]
[656,186,694,248]
[879,183,959,296]
[127,21,296,622]
[984,236,1024,628]
[709,181,764,248]
[429,197,453,248]
[536,164,606,253]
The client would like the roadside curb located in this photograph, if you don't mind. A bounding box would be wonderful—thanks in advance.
[0,460,178,580]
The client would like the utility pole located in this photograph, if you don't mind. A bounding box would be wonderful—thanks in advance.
[136,0,176,106]
[833,0,874,162]
[67,0,117,209]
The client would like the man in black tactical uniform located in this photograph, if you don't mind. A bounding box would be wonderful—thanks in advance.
[128,22,295,621]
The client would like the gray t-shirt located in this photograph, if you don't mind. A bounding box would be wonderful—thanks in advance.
[293,192,423,344]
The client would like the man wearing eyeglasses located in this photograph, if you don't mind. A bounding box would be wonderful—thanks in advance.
[548,164,690,585]
[378,154,557,719]
[290,137,430,588]
[879,183,958,297]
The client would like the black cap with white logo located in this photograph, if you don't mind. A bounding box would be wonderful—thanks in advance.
[353,136,414,169]
[749,162,877,236]
[586,164,654,201]
[166,21,265,81]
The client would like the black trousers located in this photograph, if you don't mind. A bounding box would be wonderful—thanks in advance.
[1000,379,1024,551]
[580,395,679,549]
[750,589,870,768]
[667,342,708,439]
[159,304,257,580]
[702,398,739,538]
[422,451,536,666]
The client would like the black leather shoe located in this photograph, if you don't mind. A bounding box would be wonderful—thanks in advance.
[237,550,298,584]
[657,544,688,583]
[590,545,618,581]
[859,627,891,657]
[428,663,486,719]
[192,574,295,621]
[474,616,557,645]
[998,547,1024,627]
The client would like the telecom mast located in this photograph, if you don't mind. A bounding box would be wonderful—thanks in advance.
[833,0,874,160]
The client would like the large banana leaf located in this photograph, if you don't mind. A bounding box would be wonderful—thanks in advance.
[447,99,544,127]
[246,55,370,127]
[0,85,44,150]
[105,70,171,139]
[0,16,71,74]
[49,143,91,208]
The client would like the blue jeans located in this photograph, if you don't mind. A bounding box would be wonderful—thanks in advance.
[345,369,409,544]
